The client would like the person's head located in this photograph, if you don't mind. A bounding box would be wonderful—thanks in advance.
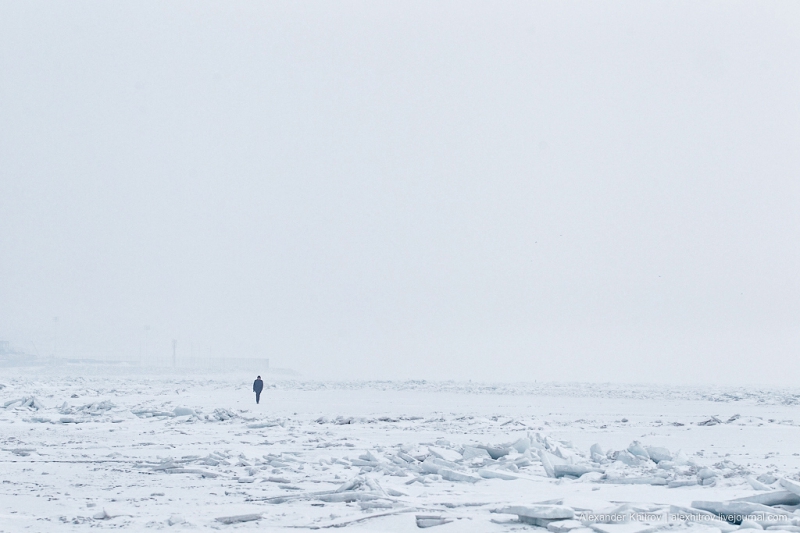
[257,376,261,379]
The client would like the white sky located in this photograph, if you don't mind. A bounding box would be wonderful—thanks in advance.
[1,1,799,383]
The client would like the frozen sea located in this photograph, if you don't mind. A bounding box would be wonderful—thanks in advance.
[1,368,800,532]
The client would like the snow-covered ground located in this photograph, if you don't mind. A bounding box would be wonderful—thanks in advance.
[1,369,800,532]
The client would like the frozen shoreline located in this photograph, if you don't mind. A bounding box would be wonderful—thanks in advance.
[1,373,799,532]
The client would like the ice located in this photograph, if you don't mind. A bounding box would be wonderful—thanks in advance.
[427,446,461,462]
[577,471,604,483]
[215,514,262,524]
[672,450,694,466]
[588,523,663,533]
[746,513,794,529]
[5,447,36,456]
[248,420,281,429]
[478,468,519,480]
[733,491,800,506]
[671,505,740,532]
[554,464,601,478]
[691,501,793,524]
[513,437,532,452]
[167,514,186,526]
[540,448,571,477]
[668,479,699,488]
[781,478,800,497]
[748,476,773,491]
[698,416,723,426]
[438,468,481,483]
[698,468,719,480]
[499,504,575,526]
[3,397,44,410]
[590,443,605,461]
[92,507,128,520]
[614,450,643,466]
[415,515,452,528]
[3,373,800,532]
[627,441,650,460]
[646,446,672,463]
[358,500,394,509]
[477,444,510,459]
[317,491,384,503]
[549,519,586,532]
[607,475,669,485]
[461,445,491,461]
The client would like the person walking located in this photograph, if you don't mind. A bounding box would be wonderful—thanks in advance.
[253,375,264,404]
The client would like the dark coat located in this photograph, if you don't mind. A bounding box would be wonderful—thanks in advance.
[253,379,264,393]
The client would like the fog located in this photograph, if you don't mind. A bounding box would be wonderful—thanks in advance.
[1,1,799,383]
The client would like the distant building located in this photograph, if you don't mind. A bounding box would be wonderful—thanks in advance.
[0,340,11,355]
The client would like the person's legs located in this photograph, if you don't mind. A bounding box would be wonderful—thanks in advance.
[256,391,261,404]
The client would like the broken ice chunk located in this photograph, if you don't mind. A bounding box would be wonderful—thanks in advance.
[590,443,605,462]
[548,519,585,533]
[439,469,480,483]
[539,449,556,477]
[477,445,510,460]
[733,491,800,506]
[499,504,575,527]
[668,479,698,488]
[780,478,800,498]
[744,512,793,529]
[539,449,569,477]
[513,438,532,453]
[691,501,792,524]
[427,446,461,462]
[697,468,718,481]
[479,469,519,480]
[670,505,739,532]
[757,474,778,485]
[646,447,672,463]
[627,441,650,461]
[672,450,693,466]
[167,515,185,526]
[92,508,126,521]
[215,514,262,524]
[359,500,394,510]
[746,476,772,491]
[605,476,668,486]
[416,515,452,528]
[698,416,722,426]
[589,523,664,533]
[614,450,642,466]
[462,447,491,461]
[553,464,601,479]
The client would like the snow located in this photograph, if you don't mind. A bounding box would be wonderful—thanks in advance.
[1,369,800,532]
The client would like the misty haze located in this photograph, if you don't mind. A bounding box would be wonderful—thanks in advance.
[1,2,799,532]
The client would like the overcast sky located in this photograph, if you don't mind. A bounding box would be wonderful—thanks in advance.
[1,1,799,383]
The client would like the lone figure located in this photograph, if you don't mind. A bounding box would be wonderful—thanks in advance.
[253,375,264,404]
